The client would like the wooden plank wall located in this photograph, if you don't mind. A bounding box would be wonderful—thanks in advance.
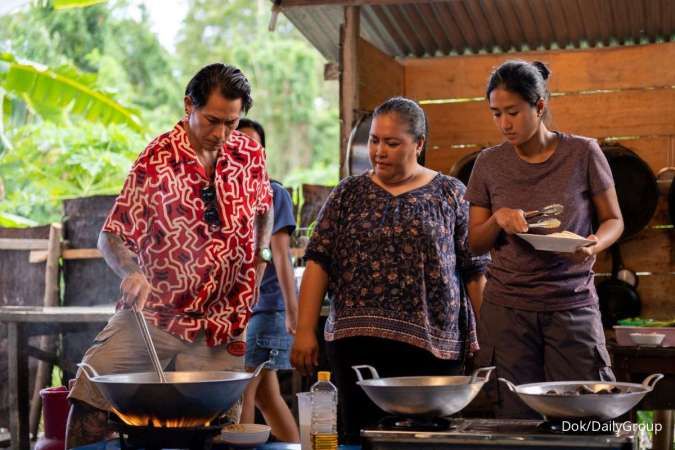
[357,40,675,319]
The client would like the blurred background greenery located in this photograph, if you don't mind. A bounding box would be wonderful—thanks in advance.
[0,0,339,226]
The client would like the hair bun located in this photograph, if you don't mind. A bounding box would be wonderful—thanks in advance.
[531,61,551,81]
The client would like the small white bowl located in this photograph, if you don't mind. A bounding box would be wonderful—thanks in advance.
[215,423,272,447]
[629,333,666,347]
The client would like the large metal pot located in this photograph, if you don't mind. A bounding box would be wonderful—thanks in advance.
[352,365,495,417]
[78,361,267,426]
[499,374,663,420]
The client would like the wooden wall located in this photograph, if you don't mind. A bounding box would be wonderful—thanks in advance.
[356,39,675,319]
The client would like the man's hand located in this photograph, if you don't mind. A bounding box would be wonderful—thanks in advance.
[120,272,151,310]
[494,208,529,234]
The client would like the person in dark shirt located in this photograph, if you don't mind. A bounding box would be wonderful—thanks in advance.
[291,97,490,443]
[466,60,624,418]
[237,118,300,443]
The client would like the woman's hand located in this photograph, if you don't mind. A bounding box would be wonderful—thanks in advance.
[567,234,599,263]
[494,208,529,234]
[291,328,319,376]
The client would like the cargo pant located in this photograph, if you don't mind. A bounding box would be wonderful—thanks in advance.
[68,309,245,422]
[474,301,615,419]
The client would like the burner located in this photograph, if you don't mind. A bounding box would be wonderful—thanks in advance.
[376,416,453,431]
[539,419,619,435]
[110,414,226,450]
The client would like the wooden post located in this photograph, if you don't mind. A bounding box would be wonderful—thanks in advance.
[29,223,62,439]
[8,322,29,450]
[339,5,360,179]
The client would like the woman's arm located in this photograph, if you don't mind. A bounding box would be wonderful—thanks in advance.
[576,187,623,258]
[270,230,298,334]
[290,261,329,376]
[464,272,487,318]
[468,205,528,254]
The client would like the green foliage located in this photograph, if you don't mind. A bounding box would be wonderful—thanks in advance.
[0,121,143,224]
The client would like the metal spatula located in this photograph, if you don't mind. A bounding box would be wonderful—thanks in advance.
[525,203,564,219]
[133,309,167,383]
[528,218,561,229]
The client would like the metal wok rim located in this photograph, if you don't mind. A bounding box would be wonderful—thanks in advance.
[356,376,482,388]
[89,370,253,385]
[513,380,652,396]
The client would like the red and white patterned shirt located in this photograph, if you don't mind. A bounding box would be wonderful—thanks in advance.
[103,120,272,347]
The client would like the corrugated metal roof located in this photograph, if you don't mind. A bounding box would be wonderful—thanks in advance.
[278,0,675,61]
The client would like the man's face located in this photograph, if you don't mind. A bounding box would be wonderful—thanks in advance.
[184,92,243,152]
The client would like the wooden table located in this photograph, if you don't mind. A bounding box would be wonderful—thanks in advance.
[610,345,675,450]
[0,305,114,450]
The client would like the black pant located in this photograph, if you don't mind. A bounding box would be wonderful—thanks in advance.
[325,336,464,444]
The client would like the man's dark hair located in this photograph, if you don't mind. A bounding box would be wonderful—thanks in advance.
[237,118,266,148]
[185,63,253,113]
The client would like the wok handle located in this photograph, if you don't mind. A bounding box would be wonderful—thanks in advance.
[642,373,664,390]
[351,365,380,382]
[470,366,496,383]
[498,378,518,393]
[251,359,273,378]
[77,362,100,380]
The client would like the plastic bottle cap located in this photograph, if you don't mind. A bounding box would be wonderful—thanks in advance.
[317,371,331,382]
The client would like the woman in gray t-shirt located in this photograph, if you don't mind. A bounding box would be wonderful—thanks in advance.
[465,60,624,419]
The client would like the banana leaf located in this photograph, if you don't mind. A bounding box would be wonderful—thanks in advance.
[53,0,109,10]
[0,52,142,131]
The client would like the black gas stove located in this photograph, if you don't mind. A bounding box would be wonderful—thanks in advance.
[361,418,637,449]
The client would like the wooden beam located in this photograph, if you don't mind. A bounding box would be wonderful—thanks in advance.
[340,5,360,179]
[29,247,102,264]
[280,0,448,7]
[0,238,49,251]
[357,38,404,110]
[403,42,675,101]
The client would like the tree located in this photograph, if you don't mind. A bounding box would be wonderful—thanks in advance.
[175,0,339,184]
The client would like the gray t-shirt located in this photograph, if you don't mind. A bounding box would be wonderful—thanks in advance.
[465,133,614,311]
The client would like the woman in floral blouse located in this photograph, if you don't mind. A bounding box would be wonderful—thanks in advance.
[290,97,490,443]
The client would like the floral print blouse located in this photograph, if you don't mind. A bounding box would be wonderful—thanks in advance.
[305,173,490,359]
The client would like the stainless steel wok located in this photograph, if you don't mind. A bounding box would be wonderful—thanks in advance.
[352,365,495,417]
[78,361,268,426]
[499,373,663,420]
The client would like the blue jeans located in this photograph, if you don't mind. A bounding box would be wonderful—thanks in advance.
[245,311,293,370]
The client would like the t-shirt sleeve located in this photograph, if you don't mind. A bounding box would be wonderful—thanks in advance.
[271,183,296,235]
[101,154,151,254]
[464,152,490,209]
[587,140,615,195]
[450,179,491,277]
[304,182,343,273]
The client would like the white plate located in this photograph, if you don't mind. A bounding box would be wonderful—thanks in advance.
[516,233,595,253]
[214,423,271,447]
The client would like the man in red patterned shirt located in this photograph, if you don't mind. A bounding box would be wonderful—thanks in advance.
[65,64,274,447]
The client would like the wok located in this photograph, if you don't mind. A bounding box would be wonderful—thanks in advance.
[499,373,663,420]
[78,360,268,426]
[352,365,495,417]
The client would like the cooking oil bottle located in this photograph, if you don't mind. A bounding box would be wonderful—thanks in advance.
[310,371,338,450]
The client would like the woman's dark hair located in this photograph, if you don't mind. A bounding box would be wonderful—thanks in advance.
[372,96,428,165]
[185,63,253,113]
[237,118,266,148]
[486,60,551,109]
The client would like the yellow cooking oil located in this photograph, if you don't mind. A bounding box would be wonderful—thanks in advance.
[311,431,338,449]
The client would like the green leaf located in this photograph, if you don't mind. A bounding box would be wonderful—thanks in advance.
[0,212,38,228]
[0,53,142,131]
[53,0,109,10]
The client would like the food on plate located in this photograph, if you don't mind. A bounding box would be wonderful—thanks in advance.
[547,230,585,239]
